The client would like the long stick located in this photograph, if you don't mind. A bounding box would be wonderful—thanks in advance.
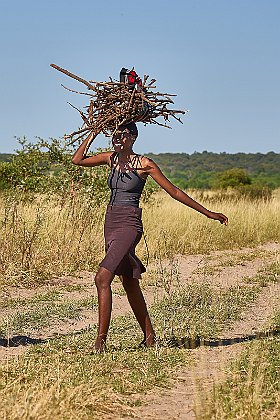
[50,64,96,91]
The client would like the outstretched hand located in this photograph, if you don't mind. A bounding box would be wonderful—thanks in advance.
[207,211,228,225]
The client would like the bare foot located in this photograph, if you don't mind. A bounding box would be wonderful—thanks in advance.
[139,334,158,348]
[146,334,157,347]
[94,336,107,353]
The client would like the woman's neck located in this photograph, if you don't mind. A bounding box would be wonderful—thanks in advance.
[118,149,135,163]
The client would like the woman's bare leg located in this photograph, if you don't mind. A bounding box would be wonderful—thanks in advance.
[121,276,156,346]
[94,267,115,351]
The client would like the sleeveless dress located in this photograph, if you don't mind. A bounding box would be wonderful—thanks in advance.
[99,154,147,279]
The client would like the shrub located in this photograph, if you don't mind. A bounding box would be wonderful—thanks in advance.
[0,137,110,205]
[212,168,252,189]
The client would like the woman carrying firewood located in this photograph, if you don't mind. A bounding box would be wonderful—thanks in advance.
[72,122,228,352]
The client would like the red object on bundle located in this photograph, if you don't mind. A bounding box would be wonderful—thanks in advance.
[120,68,142,87]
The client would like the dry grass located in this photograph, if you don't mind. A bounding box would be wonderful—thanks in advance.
[142,189,280,258]
[0,194,105,286]
[0,318,188,419]
[0,189,280,287]
[0,281,267,420]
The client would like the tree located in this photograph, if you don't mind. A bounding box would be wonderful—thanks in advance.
[213,168,252,189]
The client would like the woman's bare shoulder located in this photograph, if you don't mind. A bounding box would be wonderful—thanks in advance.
[140,156,157,166]
[140,156,160,172]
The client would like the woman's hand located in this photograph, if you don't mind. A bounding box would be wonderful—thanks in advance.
[72,129,112,167]
[207,211,228,225]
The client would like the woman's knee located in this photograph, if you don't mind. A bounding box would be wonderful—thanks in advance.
[94,267,113,290]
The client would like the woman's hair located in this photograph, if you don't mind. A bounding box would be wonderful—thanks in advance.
[119,121,138,137]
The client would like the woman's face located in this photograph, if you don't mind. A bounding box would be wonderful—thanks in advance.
[112,129,135,152]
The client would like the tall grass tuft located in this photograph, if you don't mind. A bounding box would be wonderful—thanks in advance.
[0,193,105,286]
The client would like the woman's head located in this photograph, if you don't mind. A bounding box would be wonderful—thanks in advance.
[118,122,138,138]
[112,122,138,152]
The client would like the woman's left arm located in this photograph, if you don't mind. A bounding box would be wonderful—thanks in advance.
[143,158,228,225]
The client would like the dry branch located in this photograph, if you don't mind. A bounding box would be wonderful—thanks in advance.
[50,63,188,143]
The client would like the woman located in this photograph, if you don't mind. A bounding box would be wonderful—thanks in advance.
[72,122,228,351]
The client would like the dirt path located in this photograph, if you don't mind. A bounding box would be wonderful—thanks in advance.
[130,255,280,420]
[131,345,245,420]
[178,241,279,290]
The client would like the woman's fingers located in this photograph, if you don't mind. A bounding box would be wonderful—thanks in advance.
[209,212,228,225]
[218,213,228,225]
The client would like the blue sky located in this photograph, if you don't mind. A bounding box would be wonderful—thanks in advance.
[1,0,279,154]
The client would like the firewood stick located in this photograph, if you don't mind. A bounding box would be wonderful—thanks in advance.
[50,64,96,91]
[61,84,94,96]
[67,103,91,127]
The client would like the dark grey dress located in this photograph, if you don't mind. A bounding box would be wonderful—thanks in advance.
[99,154,146,279]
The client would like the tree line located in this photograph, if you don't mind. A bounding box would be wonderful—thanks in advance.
[147,151,280,189]
[0,143,279,199]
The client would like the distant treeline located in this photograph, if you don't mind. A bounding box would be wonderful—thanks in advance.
[1,150,279,190]
[147,151,280,189]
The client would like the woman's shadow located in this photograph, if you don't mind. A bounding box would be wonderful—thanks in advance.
[1,328,279,350]
[0,336,45,347]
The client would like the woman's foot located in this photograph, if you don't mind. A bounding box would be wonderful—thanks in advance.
[146,334,157,347]
[139,334,158,348]
[94,336,107,353]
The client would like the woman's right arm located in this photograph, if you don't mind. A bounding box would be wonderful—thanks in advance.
[72,130,112,167]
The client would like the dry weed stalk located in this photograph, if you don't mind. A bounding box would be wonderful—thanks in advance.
[50,64,187,143]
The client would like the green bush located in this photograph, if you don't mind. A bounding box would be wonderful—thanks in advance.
[212,168,252,189]
[0,138,51,191]
[0,137,157,206]
[0,137,109,204]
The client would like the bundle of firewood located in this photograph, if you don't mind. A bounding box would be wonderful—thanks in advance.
[50,64,187,143]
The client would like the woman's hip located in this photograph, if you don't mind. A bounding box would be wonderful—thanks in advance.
[104,205,143,232]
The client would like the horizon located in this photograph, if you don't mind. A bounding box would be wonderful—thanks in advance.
[1,148,279,156]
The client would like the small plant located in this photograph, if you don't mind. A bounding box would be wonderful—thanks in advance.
[244,260,280,287]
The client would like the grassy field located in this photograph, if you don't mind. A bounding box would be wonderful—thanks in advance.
[143,189,280,258]
[0,189,279,286]
[0,190,279,419]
